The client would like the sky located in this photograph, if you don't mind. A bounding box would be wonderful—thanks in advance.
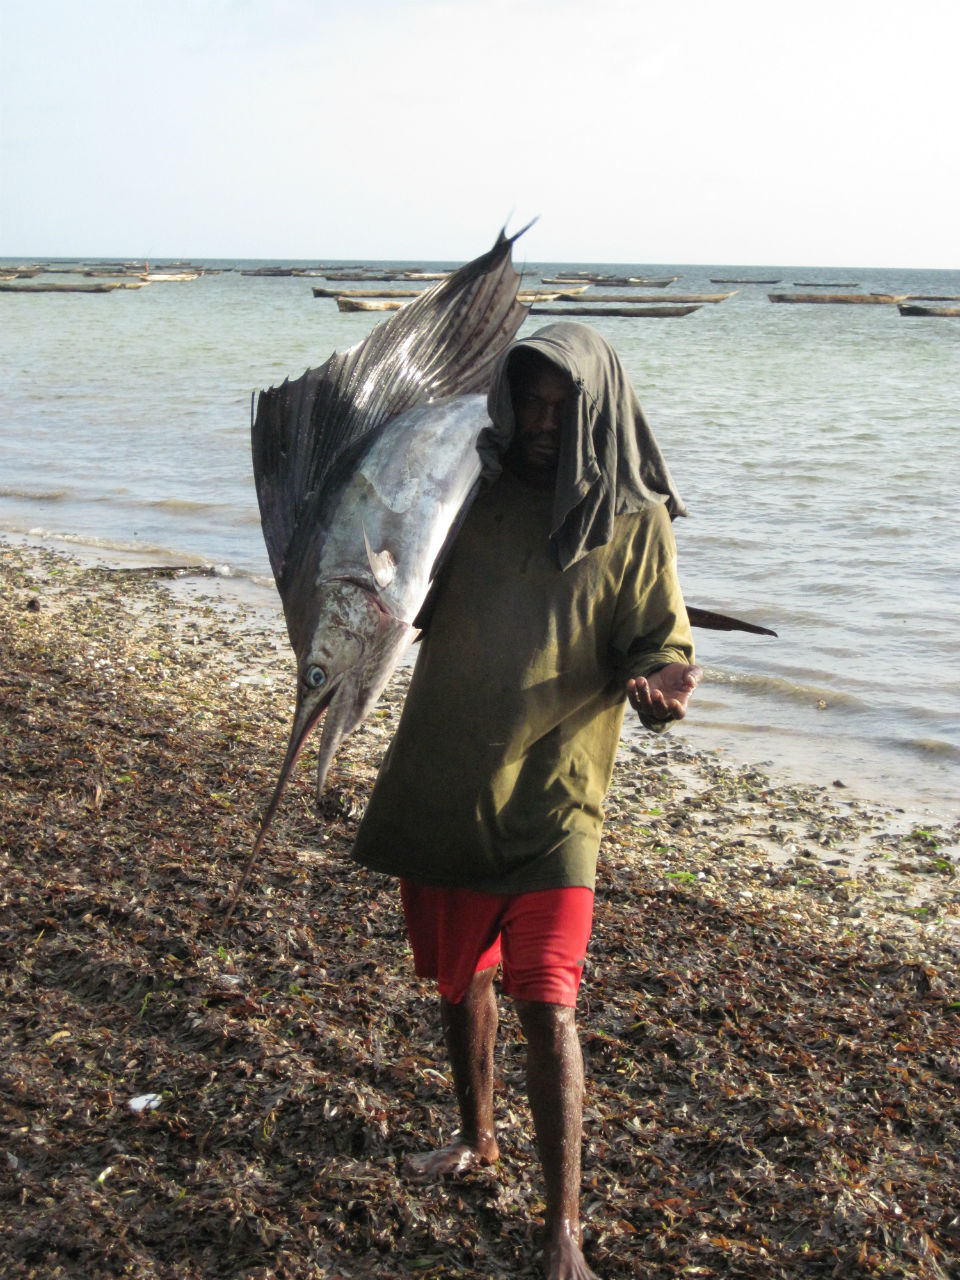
[2,0,958,268]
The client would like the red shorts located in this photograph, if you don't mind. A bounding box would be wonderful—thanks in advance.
[399,881,594,1007]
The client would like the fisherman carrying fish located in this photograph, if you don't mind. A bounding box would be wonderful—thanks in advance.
[244,232,739,1277]
[351,321,701,1280]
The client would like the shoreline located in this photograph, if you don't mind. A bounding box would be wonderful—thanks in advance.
[4,524,958,823]
[3,533,957,937]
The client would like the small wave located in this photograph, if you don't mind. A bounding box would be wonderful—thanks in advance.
[20,527,212,563]
[8,524,277,593]
[891,737,960,762]
[703,666,869,710]
[148,498,234,515]
[0,486,70,502]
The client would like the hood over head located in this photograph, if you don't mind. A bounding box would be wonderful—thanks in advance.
[480,321,686,569]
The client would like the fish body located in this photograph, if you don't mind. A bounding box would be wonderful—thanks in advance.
[284,393,489,795]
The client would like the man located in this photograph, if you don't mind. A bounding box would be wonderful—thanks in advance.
[352,322,700,1280]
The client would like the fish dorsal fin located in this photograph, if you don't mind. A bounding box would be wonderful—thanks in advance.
[252,224,533,592]
[363,524,396,589]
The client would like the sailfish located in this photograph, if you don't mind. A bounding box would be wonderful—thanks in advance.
[225,227,774,924]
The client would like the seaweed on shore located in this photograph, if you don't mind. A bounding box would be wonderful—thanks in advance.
[1,540,958,1279]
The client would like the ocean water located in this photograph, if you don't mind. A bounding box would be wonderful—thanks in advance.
[2,256,958,819]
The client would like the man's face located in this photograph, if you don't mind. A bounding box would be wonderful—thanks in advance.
[512,363,575,473]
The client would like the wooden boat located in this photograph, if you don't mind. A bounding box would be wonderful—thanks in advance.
[711,277,781,284]
[336,297,406,312]
[768,292,907,305]
[334,288,563,307]
[897,303,960,317]
[322,271,404,282]
[530,304,701,318]
[538,280,591,292]
[0,281,118,293]
[402,271,450,280]
[905,294,960,302]
[792,281,860,288]
[140,272,198,282]
[83,269,143,278]
[545,275,678,287]
[542,273,663,285]
[563,291,735,304]
[313,287,425,298]
[564,275,672,287]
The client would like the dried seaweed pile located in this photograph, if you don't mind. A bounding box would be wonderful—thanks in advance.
[1,541,958,1279]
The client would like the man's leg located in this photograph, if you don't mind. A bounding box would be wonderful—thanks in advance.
[515,999,598,1280]
[404,965,500,1176]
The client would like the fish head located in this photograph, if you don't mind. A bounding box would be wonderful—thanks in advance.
[293,577,417,799]
[253,579,416,857]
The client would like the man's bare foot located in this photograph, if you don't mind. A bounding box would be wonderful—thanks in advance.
[402,1133,499,1179]
[545,1231,600,1280]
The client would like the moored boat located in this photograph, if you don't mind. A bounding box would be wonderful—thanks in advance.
[140,272,199,282]
[530,303,701,318]
[563,291,735,304]
[336,297,406,312]
[768,292,907,305]
[336,289,564,309]
[538,280,591,292]
[313,287,425,298]
[0,281,121,293]
[897,303,960,317]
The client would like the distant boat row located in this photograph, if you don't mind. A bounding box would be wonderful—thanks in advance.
[5,262,954,319]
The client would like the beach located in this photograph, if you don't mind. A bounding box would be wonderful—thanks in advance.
[2,534,958,1279]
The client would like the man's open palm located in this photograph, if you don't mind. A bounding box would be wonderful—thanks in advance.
[627,663,702,722]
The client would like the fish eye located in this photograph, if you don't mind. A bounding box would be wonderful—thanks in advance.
[304,665,326,690]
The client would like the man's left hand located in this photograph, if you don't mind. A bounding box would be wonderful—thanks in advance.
[627,663,702,723]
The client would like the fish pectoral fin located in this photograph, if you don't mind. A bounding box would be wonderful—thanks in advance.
[363,524,397,589]
[686,605,778,638]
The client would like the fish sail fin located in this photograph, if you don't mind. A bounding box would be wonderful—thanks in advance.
[252,225,532,591]
[687,605,777,637]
